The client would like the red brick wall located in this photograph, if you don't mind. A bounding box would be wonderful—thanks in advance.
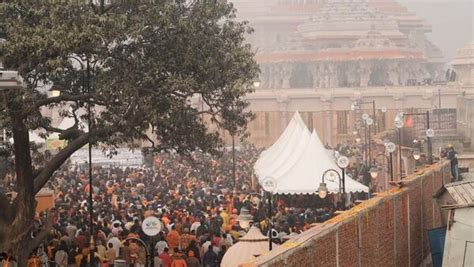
[338,219,359,267]
[313,232,337,267]
[253,162,450,267]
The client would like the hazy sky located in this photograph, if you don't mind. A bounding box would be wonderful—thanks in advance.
[397,0,473,62]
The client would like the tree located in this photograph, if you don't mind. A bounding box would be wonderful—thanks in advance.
[0,0,259,262]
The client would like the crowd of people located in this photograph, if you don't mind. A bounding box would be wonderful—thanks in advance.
[1,143,348,267]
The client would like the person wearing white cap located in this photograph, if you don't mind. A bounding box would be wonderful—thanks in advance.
[107,231,121,258]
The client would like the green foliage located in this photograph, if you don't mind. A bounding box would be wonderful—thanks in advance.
[0,0,259,155]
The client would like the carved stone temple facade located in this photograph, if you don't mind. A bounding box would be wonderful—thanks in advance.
[215,0,472,148]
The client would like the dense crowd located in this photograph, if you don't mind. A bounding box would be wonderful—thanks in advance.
[1,143,347,267]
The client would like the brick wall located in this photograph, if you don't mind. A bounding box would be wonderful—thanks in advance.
[251,161,450,267]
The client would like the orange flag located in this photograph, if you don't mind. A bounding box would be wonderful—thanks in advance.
[404,115,414,128]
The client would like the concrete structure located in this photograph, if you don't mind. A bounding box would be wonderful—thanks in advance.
[451,43,474,89]
[457,95,474,150]
[434,179,474,267]
[239,85,464,147]
[247,161,452,267]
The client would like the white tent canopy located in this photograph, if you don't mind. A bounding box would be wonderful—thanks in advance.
[221,227,278,267]
[254,111,310,182]
[254,112,368,195]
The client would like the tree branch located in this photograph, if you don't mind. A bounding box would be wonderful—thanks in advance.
[25,211,56,256]
[33,127,111,194]
[33,133,90,194]
[33,94,94,109]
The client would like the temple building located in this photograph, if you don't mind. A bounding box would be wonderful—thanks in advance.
[235,0,445,90]
[211,0,470,148]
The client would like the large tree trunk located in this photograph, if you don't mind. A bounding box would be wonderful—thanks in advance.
[0,109,91,263]
[3,115,35,265]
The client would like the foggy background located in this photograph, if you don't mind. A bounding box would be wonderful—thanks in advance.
[398,0,473,62]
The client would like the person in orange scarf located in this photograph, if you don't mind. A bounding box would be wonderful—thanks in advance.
[166,225,180,250]
[27,253,41,267]
[170,251,187,267]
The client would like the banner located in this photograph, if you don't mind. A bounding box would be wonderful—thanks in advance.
[46,139,67,150]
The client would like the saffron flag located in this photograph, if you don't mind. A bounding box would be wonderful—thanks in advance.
[404,115,414,128]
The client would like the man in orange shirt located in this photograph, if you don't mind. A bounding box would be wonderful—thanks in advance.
[179,228,197,251]
[166,225,180,250]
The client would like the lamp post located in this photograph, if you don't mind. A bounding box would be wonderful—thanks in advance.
[318,169,345,208]
[260,177,277,251]
[232,134,236,191]
[86,58,95,265]
[336,156,349,209]
[385,142,396,182]
[395,114,404,179]
[231,81,260,191]
[69,55,95,264]
[353,100,376,133]
[401,111,434,164]
[365,116,374,165]
[380,106,387,132]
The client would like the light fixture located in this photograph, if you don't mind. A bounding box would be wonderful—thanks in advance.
[413,139,418,144]
[355,137,361,143]
[352,131,358,136]
[395,119,404,129]
[369,167,378,178]
[317,182,328,199]
[381,106,387,113]
[366,117,374,126]
[50,87,61,97]
[253,81,261,88]
[351,102,357,111]
[413,151,421,160]
[238,207,253,230]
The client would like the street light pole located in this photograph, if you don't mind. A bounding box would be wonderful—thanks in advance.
[389,152,394,182]
[86,59,95,266]
[426,111,433,164]
[372,100,376,133]
[232,134,236,191]
[318,169,344,206]
[260,177,276,251]
[268,192,272,251]
[364,123,368,166]
[398,128,402,179]
[368,122,371,164]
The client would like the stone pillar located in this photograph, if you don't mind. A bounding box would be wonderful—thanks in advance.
[282,63,292,89]
[388,62,400,86]
[311,63,320,88]
[328,64,338,88]
[277,92,290,133]
[261,64,270,89]
[359,62,371,87]
[322,98,333,146]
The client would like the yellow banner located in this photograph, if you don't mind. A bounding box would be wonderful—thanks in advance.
[46,139,67,150]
